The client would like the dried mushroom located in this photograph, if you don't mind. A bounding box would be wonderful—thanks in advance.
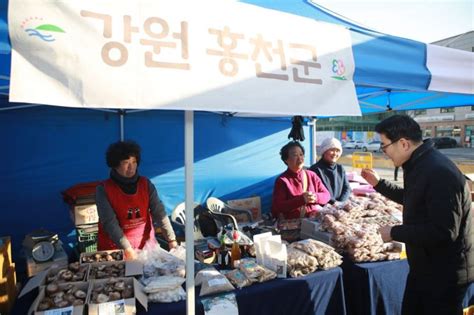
[91,280,133,303]
[37,284,87,312]
[45,263,87,284]
[82,250,124,263]
[89,262,126,279]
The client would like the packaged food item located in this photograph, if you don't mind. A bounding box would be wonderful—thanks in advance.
[265,240,287,278]
[223,269,252,289]
[199,274,235,296]
[195,268,220,287]
[143,276,185,293]
[148,286,186,303]
[286,247,318,278]
[238,258,277,283]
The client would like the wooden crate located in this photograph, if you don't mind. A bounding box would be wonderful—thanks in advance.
[0,236,12,279]
[0,263,17,315]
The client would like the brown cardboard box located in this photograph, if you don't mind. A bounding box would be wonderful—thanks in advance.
[87,277,147,315]
[0,263,17,315]
[227,196,262,221]
[28,281,89,315]
[0,236,12,278]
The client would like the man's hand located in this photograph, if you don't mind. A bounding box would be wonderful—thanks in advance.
[124,247,137,260]
[361,168,380,187]
[378,225,393,242]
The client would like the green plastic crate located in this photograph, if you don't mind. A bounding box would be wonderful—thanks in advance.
[76,224,98,253]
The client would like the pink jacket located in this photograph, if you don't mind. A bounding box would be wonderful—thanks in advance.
[271,168,331,219]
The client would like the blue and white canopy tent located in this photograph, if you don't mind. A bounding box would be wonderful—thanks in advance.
[0,1,473,313]
[243,0,473,113]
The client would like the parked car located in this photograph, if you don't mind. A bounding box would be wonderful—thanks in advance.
[362,141,381,152]
[431,137,457,149]
[343,140,367,149]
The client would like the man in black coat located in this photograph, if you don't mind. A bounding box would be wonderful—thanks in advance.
[361,115,473,315]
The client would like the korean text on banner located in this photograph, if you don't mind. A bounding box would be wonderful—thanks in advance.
[8,0,359,117]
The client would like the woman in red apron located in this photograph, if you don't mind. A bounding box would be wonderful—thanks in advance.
[96,140,177,260]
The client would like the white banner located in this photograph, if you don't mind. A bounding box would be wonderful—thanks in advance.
[8,0,360,116]
[427,44,474,94]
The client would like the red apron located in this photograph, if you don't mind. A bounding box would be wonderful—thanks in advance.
[97,177,154,250]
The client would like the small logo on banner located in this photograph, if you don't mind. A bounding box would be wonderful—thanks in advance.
[21,17,65,42]
[331,59,347,80]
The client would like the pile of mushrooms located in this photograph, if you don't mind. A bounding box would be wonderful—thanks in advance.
[89,262,126,279]
[81,251,123,263]
[46,262,88,284]
[90,278,133,304]
[37,283,87,311]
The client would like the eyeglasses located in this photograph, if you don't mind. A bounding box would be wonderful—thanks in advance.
[380,139,400,152]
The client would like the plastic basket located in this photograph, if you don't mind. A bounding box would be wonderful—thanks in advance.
[76,224,98,253]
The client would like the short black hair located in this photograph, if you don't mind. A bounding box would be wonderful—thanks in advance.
[106,140,141,168]
[375,115,422,143]
[280,141,305,165]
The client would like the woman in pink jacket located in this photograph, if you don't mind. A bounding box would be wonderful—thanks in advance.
[271,141,331,219]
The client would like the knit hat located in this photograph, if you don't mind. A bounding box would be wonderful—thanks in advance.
[320,138,343,154]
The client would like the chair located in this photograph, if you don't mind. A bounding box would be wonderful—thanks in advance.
[171,201,238,238]
[171,202,204,239]
[206,197,254,223]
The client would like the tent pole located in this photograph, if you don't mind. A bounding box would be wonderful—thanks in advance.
[119,110,125,141]
[185,110,195,315]
[310,117,317,165]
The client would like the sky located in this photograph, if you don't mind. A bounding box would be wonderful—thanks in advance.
[313,0,473,43]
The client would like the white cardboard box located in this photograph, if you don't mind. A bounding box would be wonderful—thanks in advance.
[300,219,334,245]
[87,277,148,315]
[19,260,142,299]
[20,264,90,298]
[73,204,99,226]
[28,281,89,315]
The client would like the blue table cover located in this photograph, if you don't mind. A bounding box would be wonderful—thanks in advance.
[12,267,346,315]
[342,259,409,315]
[342,258,474,315]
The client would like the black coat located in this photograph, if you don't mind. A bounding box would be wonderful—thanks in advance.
[375,140,474,286]
[309,160,351,203]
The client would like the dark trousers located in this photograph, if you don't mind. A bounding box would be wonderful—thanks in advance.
[402,272,467,315]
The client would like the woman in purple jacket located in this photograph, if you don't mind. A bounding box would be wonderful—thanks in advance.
[271,141,331,219]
